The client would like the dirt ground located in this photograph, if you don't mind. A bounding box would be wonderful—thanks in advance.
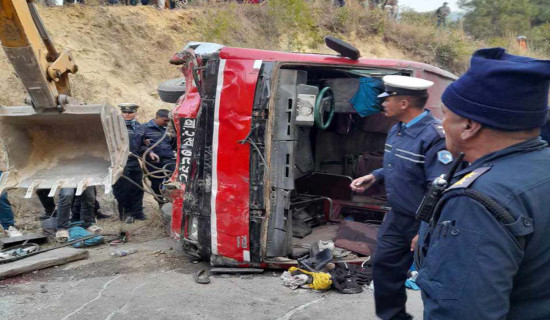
[0,237,424,320]
[9,187,167,243]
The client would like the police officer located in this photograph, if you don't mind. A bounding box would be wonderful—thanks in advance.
[416,48,550,319]
[351,75,452,320]
[113,103,145,223]
[133,109,176,205]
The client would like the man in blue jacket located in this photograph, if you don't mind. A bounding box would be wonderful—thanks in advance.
[351,75,452,320]
[113,103,145,223]
[416,48,550,319]
[133,109,176,205]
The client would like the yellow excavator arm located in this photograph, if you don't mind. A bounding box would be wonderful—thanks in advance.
[0,0,128,197]
[0,0,77,111]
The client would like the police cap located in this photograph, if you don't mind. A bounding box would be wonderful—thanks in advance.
[378,75,434,99]
[118,103,139,113]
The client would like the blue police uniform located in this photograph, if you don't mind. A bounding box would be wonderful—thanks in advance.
[415,47,550,319]
[133,120,176,203]
[113,119,145,220]
[134,120,176,160]
[371,111,452,320]
[417,137,550,319]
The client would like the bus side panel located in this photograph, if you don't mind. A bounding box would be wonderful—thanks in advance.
[211,58,261,263]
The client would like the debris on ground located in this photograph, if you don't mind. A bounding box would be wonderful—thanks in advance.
[194,269,211,284]
[0,247,88,280]
[111,248,138,257]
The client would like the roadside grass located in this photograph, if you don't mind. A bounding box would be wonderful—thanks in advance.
[192,0,479,74]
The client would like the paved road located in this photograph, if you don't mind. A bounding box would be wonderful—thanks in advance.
[0,238,423,320]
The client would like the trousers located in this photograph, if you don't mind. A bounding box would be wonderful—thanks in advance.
[373,211,420,320]
[113,162,144,219]
[0,193,15,230]
[57,187,95,230]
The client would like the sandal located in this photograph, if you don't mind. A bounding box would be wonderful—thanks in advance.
[55,229,69,243]
[87,224,102,234]
[194,269,211,284]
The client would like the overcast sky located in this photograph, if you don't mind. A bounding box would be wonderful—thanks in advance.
[399,0,460,13]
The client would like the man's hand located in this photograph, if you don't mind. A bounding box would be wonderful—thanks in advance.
[350,174,376,192]
[148,151,160,163]
[410,234,419,252]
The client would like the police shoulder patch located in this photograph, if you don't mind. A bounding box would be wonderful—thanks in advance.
[448,166,491,190]
[437,150,453,164]
[432,124,445,138]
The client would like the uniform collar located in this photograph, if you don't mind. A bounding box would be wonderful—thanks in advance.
[455,137,548,178]
[405,110,429,128]
[125,119,139,129]
[398,111,434,137]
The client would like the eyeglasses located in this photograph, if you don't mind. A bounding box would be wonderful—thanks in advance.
[121,111,135,114]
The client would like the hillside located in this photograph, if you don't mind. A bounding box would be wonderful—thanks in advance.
[0,2,481,121]
[0,1,530,236]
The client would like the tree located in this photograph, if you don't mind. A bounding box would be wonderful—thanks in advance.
[530,0,550,26]
[458,0,535,39]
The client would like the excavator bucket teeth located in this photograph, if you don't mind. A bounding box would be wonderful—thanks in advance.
[0,104,128,194]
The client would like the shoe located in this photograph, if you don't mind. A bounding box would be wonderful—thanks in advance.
[329,263,364,294]
[125,216,135,224]
[96,211,112,220]
[5,226,22,238]
[330,274,363,294]
[39,212,57,220]
[133,214,146,221]
[391,313,413,320]
[56,229,69,243]
[86,224,102,234]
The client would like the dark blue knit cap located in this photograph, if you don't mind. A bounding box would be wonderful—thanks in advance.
[442,48,550,131]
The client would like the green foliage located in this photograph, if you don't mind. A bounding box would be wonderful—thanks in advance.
[196,1,483,73]
[198,6,239,44]
[531,0,550,26]
[362,8,387,35]
[334,7,351,32]
[458,0,549,54]
[459,0,544,38]
[321,4,385,36]
[384,9,476,73]
[399,10,437,26]
[529,22,550,53]
[267,0,323,50]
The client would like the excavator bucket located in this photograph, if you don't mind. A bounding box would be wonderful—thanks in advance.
[0,104,128,196]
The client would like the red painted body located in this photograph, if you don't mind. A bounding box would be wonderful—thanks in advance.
[169,50,202,240]
[211,59,259,260]
[168,44,457,266]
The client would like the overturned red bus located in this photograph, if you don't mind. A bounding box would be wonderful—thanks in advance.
[161,39,456,268]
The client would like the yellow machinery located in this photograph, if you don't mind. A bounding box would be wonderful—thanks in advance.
[0,0,128,197]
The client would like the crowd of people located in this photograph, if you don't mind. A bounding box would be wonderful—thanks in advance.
[0,105,177,242]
